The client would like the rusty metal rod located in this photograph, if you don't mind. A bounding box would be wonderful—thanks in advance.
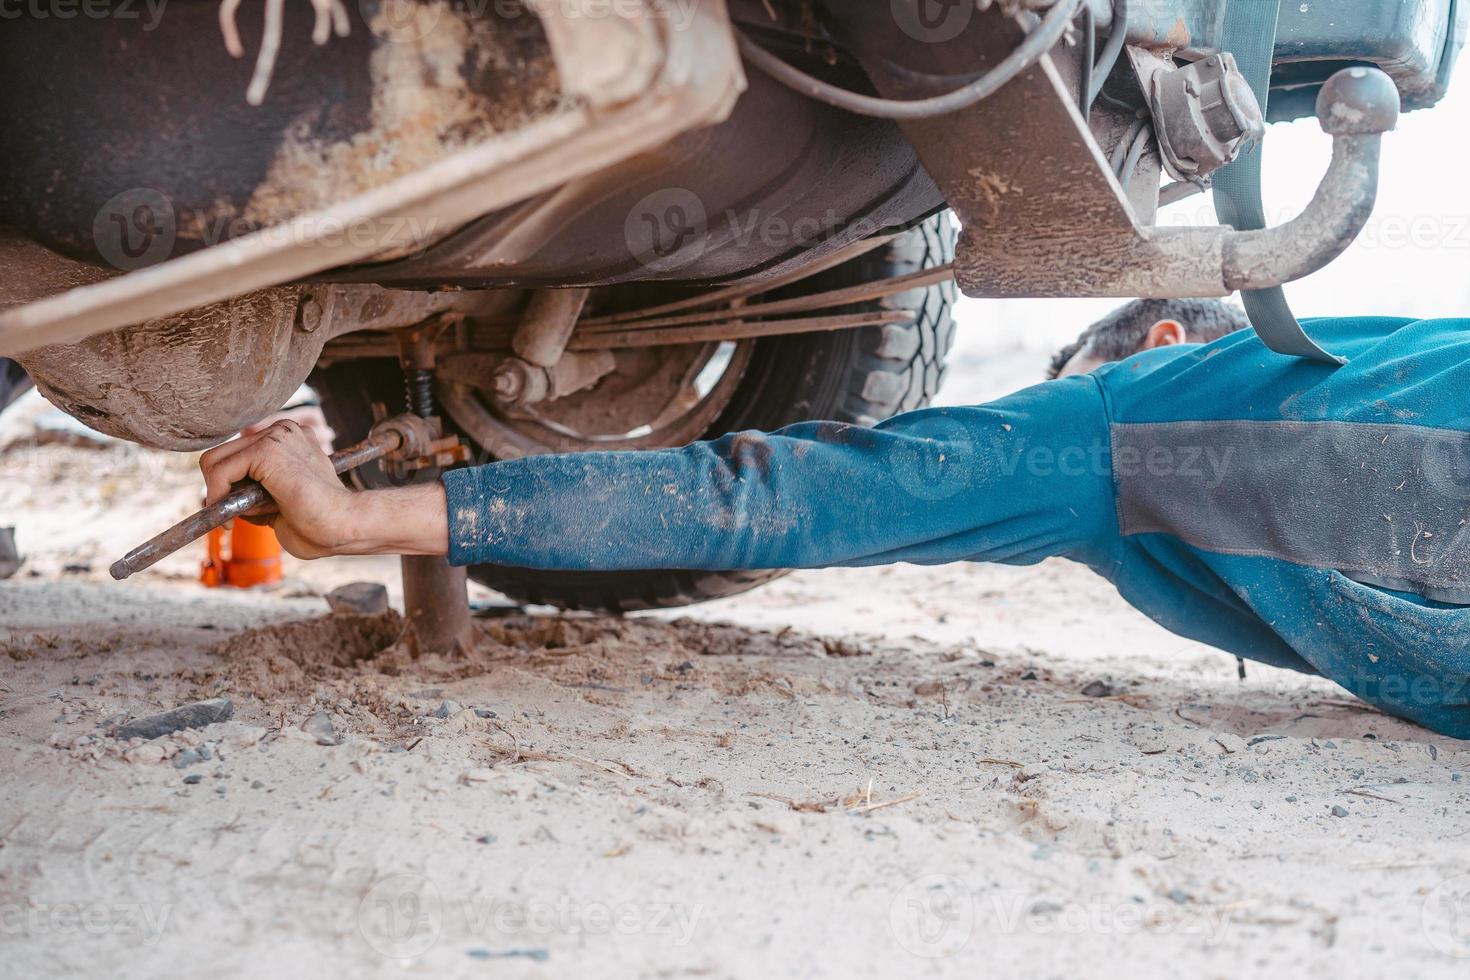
[566,311,918,351]
[315,257,944,363]
[109,428,404,581]
[575,265,955,334]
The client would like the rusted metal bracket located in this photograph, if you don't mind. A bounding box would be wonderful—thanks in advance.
[483,288,601,409]
[951,57,1397,298]
[845,6,1400,300]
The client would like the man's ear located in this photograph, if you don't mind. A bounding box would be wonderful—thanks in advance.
[1142,319,1189,350]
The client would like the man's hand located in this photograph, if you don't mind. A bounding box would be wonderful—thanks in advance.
[199,419,357,559]
[198,419,450,560]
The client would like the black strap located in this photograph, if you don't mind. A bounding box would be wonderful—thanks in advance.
[1212,0,1346,365]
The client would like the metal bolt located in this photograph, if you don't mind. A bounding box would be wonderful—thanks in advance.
[297,298,324,333]
[491,362,525,402]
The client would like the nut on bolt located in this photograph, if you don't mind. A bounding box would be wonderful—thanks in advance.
[296,297,324,332]
[490,358,548,407]
[370,412,437,460]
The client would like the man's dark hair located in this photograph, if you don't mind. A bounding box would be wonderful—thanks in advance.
[1046,299,1251,379]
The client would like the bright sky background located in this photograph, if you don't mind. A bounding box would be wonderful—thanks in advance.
[941,69,1470,403]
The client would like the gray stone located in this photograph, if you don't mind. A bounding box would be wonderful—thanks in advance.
[433,700,462,719]
[182,774,203,785]
[172,748,203,769]
[113,698,234,741]
[1331,804,1350,818]
[325,582,390,617]
[0,526,21,580]
[302,710,341,746]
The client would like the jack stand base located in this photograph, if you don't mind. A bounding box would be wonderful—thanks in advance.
[401,555,473,656]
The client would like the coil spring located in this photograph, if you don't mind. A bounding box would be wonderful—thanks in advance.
[405,368,435,418]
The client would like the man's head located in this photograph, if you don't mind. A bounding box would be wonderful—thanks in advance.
[1048,299,1251,379]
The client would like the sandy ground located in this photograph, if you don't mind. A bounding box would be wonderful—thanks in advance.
[3,341,1470,979]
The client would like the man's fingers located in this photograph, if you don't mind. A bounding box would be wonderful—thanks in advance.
[201,418,327,506]
[201,441,266,506]
[201,419,309,482]
[201,421,295,503]
[199,427,270,476]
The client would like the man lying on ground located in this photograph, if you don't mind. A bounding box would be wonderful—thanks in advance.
[198,306,1470,738]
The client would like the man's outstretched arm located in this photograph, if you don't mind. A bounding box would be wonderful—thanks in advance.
[203,376,1117,572]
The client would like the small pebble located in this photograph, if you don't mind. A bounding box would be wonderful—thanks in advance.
[1331,805,1349,818]
[301,710,341,746]
[182,774,203,785]
[325,581,390,616]
[1213,733,1247,755]
[172,748,203,769]
[434,700,462,719]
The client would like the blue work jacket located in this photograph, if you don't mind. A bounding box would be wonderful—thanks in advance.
[445,317,1470,737]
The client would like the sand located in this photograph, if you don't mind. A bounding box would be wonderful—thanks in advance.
[2,384,1469,978]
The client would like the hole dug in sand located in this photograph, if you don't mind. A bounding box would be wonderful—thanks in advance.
[205,611,407,700]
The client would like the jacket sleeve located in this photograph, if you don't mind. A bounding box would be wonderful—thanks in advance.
[441,375,1118,572]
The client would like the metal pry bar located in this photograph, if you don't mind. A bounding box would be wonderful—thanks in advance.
[109,414,439,581]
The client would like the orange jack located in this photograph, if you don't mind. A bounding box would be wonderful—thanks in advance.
[200,517,283,588]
